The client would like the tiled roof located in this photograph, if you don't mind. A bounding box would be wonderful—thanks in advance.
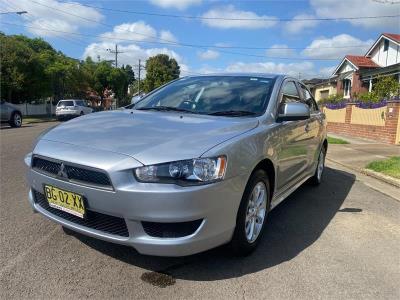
[345,55,379,68]
[383,33,400,43]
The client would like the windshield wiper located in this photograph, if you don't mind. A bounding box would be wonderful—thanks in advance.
[136,106,196,114]
[208,110,257,117]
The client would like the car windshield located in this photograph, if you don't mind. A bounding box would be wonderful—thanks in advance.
[58,100,74,107]
[135,76,275,116]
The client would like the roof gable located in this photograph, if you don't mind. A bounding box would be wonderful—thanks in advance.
[365,33,400,56]
[332,55,379,76]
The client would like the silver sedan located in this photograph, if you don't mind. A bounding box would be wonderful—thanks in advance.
[25,74,327,257]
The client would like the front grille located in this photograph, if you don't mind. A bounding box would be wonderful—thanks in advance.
[33,190,129,237]
[32,156,112,189]
[32,157,60,175]
[142,220,203,238]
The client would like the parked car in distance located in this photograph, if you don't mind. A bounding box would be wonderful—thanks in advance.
[0,100,23,127]
[55,99,93,121]
[25,74,327,257]
[131,93,146,105]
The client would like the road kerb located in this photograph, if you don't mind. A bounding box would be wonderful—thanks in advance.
[326,157,400,189]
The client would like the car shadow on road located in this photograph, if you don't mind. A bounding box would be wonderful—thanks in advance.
[72,166,355,282]
[0,125,33,130]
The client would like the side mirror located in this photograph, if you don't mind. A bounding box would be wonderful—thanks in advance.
[277,102,310,122]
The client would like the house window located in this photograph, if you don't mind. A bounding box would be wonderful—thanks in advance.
[320,90,329,100]
[384,39,389,51]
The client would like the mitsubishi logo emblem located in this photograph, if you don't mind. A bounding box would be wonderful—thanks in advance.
[57,163,69,179]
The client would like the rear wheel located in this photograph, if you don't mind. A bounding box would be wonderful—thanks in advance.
[9,111,22,127]
[230,169,270,256]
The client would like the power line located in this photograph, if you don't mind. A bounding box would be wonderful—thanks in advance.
[28,0,397,53]
[3,0,89,48]
[64,2,400,21]
[1,21,342,61]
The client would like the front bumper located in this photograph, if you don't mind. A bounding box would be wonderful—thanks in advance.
[26,145,246,256]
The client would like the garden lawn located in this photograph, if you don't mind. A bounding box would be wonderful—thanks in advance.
[366,157,400,179]
[327,136,349,144]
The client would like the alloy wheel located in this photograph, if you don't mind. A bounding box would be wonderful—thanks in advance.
[14,114,22,127]
[245,182,267,243]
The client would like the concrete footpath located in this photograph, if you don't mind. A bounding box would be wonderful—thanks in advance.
[327,133,400,188]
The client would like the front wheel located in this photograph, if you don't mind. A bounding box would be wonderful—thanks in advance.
[9,112,22,127]
[230,169,270,256]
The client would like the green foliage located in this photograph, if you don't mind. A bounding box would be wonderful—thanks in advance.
[0,34,138,107]
[358,76,400,103]
[143,54,180,93]
[358,92,379,103]
[371,76,399,100]
[318,92,344,105]
[327,136,349,144]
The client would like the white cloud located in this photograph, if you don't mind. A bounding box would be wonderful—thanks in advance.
[266,44,296,58]
[1,0,103,37]
[284,14,319,34]
[310,0,399,29]
[319,66,336,77]
[83,42,183,77]
[201,5,278,29]
[224,61,315,78]
[149,0,202,10]
[100,21,158,43]
[198,49,220,60]
[159,30,178,44]
[302,34,373,59]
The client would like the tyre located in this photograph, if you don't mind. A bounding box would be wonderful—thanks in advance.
[230,169,271,256]
[309,146,326,186]
[9,111,22,127]
[80,111,84,116]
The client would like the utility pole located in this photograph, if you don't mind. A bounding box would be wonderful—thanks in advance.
[137,59,145,94]
[106,44,124,67]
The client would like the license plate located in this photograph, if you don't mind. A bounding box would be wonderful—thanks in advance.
[44,185,86,218]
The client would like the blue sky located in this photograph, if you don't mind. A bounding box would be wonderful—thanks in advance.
[1,0,399,78]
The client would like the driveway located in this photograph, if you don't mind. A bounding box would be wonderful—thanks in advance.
[1,123,399,299]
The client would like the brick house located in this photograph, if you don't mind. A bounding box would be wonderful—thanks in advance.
[332,33,400,99]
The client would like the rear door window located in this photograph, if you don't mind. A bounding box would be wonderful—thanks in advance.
[58,100,74,107]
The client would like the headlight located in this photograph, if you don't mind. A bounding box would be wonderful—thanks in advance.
[134,156,227,185]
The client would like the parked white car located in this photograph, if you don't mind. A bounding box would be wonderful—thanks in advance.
[56,99,93,120]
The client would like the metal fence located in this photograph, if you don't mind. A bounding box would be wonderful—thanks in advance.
[13,103,57,116]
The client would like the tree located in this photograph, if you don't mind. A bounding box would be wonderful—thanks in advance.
[143,54,180,92]
[0,34,36,101]
[359,76,400,103]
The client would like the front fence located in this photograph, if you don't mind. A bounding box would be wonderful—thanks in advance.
[323,101,400,145]
[13,103,57,116]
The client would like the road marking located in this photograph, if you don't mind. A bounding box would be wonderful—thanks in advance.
[0,226,59,277]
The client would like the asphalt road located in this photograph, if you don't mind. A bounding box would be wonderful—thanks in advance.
[1,122,399,299]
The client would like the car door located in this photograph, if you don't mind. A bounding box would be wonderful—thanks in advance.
[276,80,311,191]
[298,82,324,171]
[0,101,9,121]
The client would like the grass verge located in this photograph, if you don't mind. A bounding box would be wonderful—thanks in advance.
[366,157,400,179]
[327,136,349,144]
[24,115,56,124]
